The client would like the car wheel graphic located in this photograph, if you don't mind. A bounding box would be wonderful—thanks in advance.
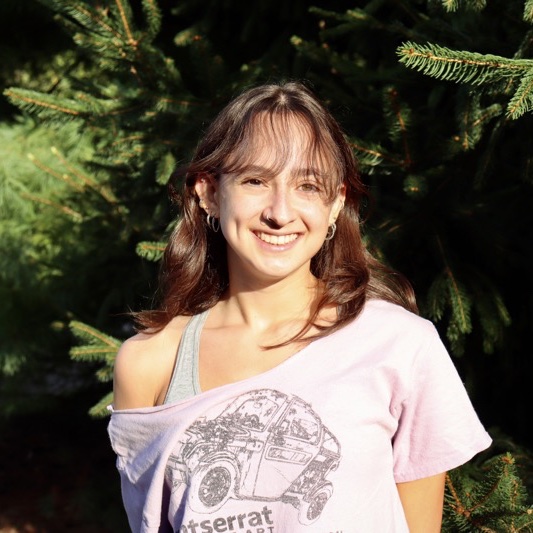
[298,483,333,525]
[189,460,237,513]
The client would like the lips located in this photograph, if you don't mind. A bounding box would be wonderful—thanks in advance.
[255,232,299,245]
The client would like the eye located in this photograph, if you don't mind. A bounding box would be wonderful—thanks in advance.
[243,178,264,186]
[298,181,321,193]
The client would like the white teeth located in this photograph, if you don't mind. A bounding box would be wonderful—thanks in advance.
[256,232,298,245]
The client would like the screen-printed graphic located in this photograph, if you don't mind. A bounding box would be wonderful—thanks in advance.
[165,389,341,525]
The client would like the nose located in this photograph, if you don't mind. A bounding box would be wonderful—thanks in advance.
[263,186,296,228]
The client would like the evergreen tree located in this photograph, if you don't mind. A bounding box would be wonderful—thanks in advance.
[3,0,533,528]
[444,453,533,532]
[289,0,533,445]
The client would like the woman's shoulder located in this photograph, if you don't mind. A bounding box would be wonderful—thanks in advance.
[112,315,192,409]
[358,299,437,338]
[362,299,433,328]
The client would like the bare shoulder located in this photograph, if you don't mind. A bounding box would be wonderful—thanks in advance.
[112,315,191,410]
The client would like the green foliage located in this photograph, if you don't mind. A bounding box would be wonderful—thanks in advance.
[397,42,533,118]
[440,0,487,12]
[69,321,120,416]
[2,0,529,400]
[396,0,533,120]
[136,241,165,262]
[2,0,533,528]
[69,321,121,364]
[443,453,533,531]
[290,0,533,362]
[0,0,321,415]
[526,0,533,22]
[397,42,530,85]
[0,117,98,396]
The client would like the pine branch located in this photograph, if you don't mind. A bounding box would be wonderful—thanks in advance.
[309,6,420,41]
[507,71,533,119]
[446,270,473,336]
[309,6,372,24]
[456,93,503,151]
[27,153,85,194]
[524,0,533,23]
[70,345,119,362]
[4,87,125,121]
[383,86,413,168]
[69,320,121,349]
[96,366,113,383]
[475,291,511,354]
[350,140,405,170]
[136,241,165,262]
[174,26,204,47]
[155,151,176,185]
[19,192,83,221]
[4,88,84,118]
[142,0,162,39]
[113,0,137,47]
[441,0,487,12]
[50,147,118,204]
[88,391,114,418]
[43,1,123,40]
[403,174,428,198]
[433,236,473,351]
[42,0,172,88]
[426,274,449,321]
[397,42,531,85]
[69,321,120,415]
[443,454,533,531]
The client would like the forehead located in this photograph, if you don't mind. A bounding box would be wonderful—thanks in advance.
[221,113,336,177]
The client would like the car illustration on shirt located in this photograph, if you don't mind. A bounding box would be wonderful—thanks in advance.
[165,388,341,525]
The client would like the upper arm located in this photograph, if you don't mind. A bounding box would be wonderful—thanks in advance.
[113,335,161,410]
[113,317,188,410]
[396,472,446,533]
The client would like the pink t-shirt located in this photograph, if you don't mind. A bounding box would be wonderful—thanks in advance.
[108,300,491,532]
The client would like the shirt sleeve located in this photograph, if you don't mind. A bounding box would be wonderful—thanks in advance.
[392,328,492,483]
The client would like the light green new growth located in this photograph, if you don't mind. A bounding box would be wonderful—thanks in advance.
[136,241,166,262]
[397,42,530,85]
[524,0,533,21]
[443,453,533,531]
[69,321,120,416]
[441,0,487,11]
[397,41,533,118]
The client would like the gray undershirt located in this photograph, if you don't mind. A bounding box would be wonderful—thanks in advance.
[163,310,209,404]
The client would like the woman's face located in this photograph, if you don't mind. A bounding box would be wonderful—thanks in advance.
[197,117,345,287]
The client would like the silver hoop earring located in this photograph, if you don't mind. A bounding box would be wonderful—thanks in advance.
[206,214,220,233]
[325,222,336,241]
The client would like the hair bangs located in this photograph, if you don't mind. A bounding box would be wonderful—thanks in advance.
[218,111,344,201]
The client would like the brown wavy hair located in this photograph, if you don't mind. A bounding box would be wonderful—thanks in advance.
[135,81,417,342]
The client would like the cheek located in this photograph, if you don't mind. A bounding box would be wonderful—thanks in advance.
[219,194,261,223]
[305,204,334,228]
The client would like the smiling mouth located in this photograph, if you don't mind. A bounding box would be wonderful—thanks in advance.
[255,232,299,245]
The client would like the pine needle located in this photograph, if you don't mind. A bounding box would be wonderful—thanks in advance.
[397,42,531,85]
[136,241,165,262]
[4,88,83,117]
[142,0,162,38]
[507,72,533,119]
[88,391,114,418]
[524,0,533,22]
[69,321,121,348]
[114,0,137,47]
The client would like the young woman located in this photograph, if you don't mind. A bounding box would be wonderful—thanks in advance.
[109,82,491,533]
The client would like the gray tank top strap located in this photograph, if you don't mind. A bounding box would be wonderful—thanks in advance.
[164,310,209,404]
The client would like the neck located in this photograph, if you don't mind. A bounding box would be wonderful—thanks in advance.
[219,270,320,331]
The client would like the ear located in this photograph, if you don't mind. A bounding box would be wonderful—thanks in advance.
[329,183,346,225]
[194,173,219,217]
